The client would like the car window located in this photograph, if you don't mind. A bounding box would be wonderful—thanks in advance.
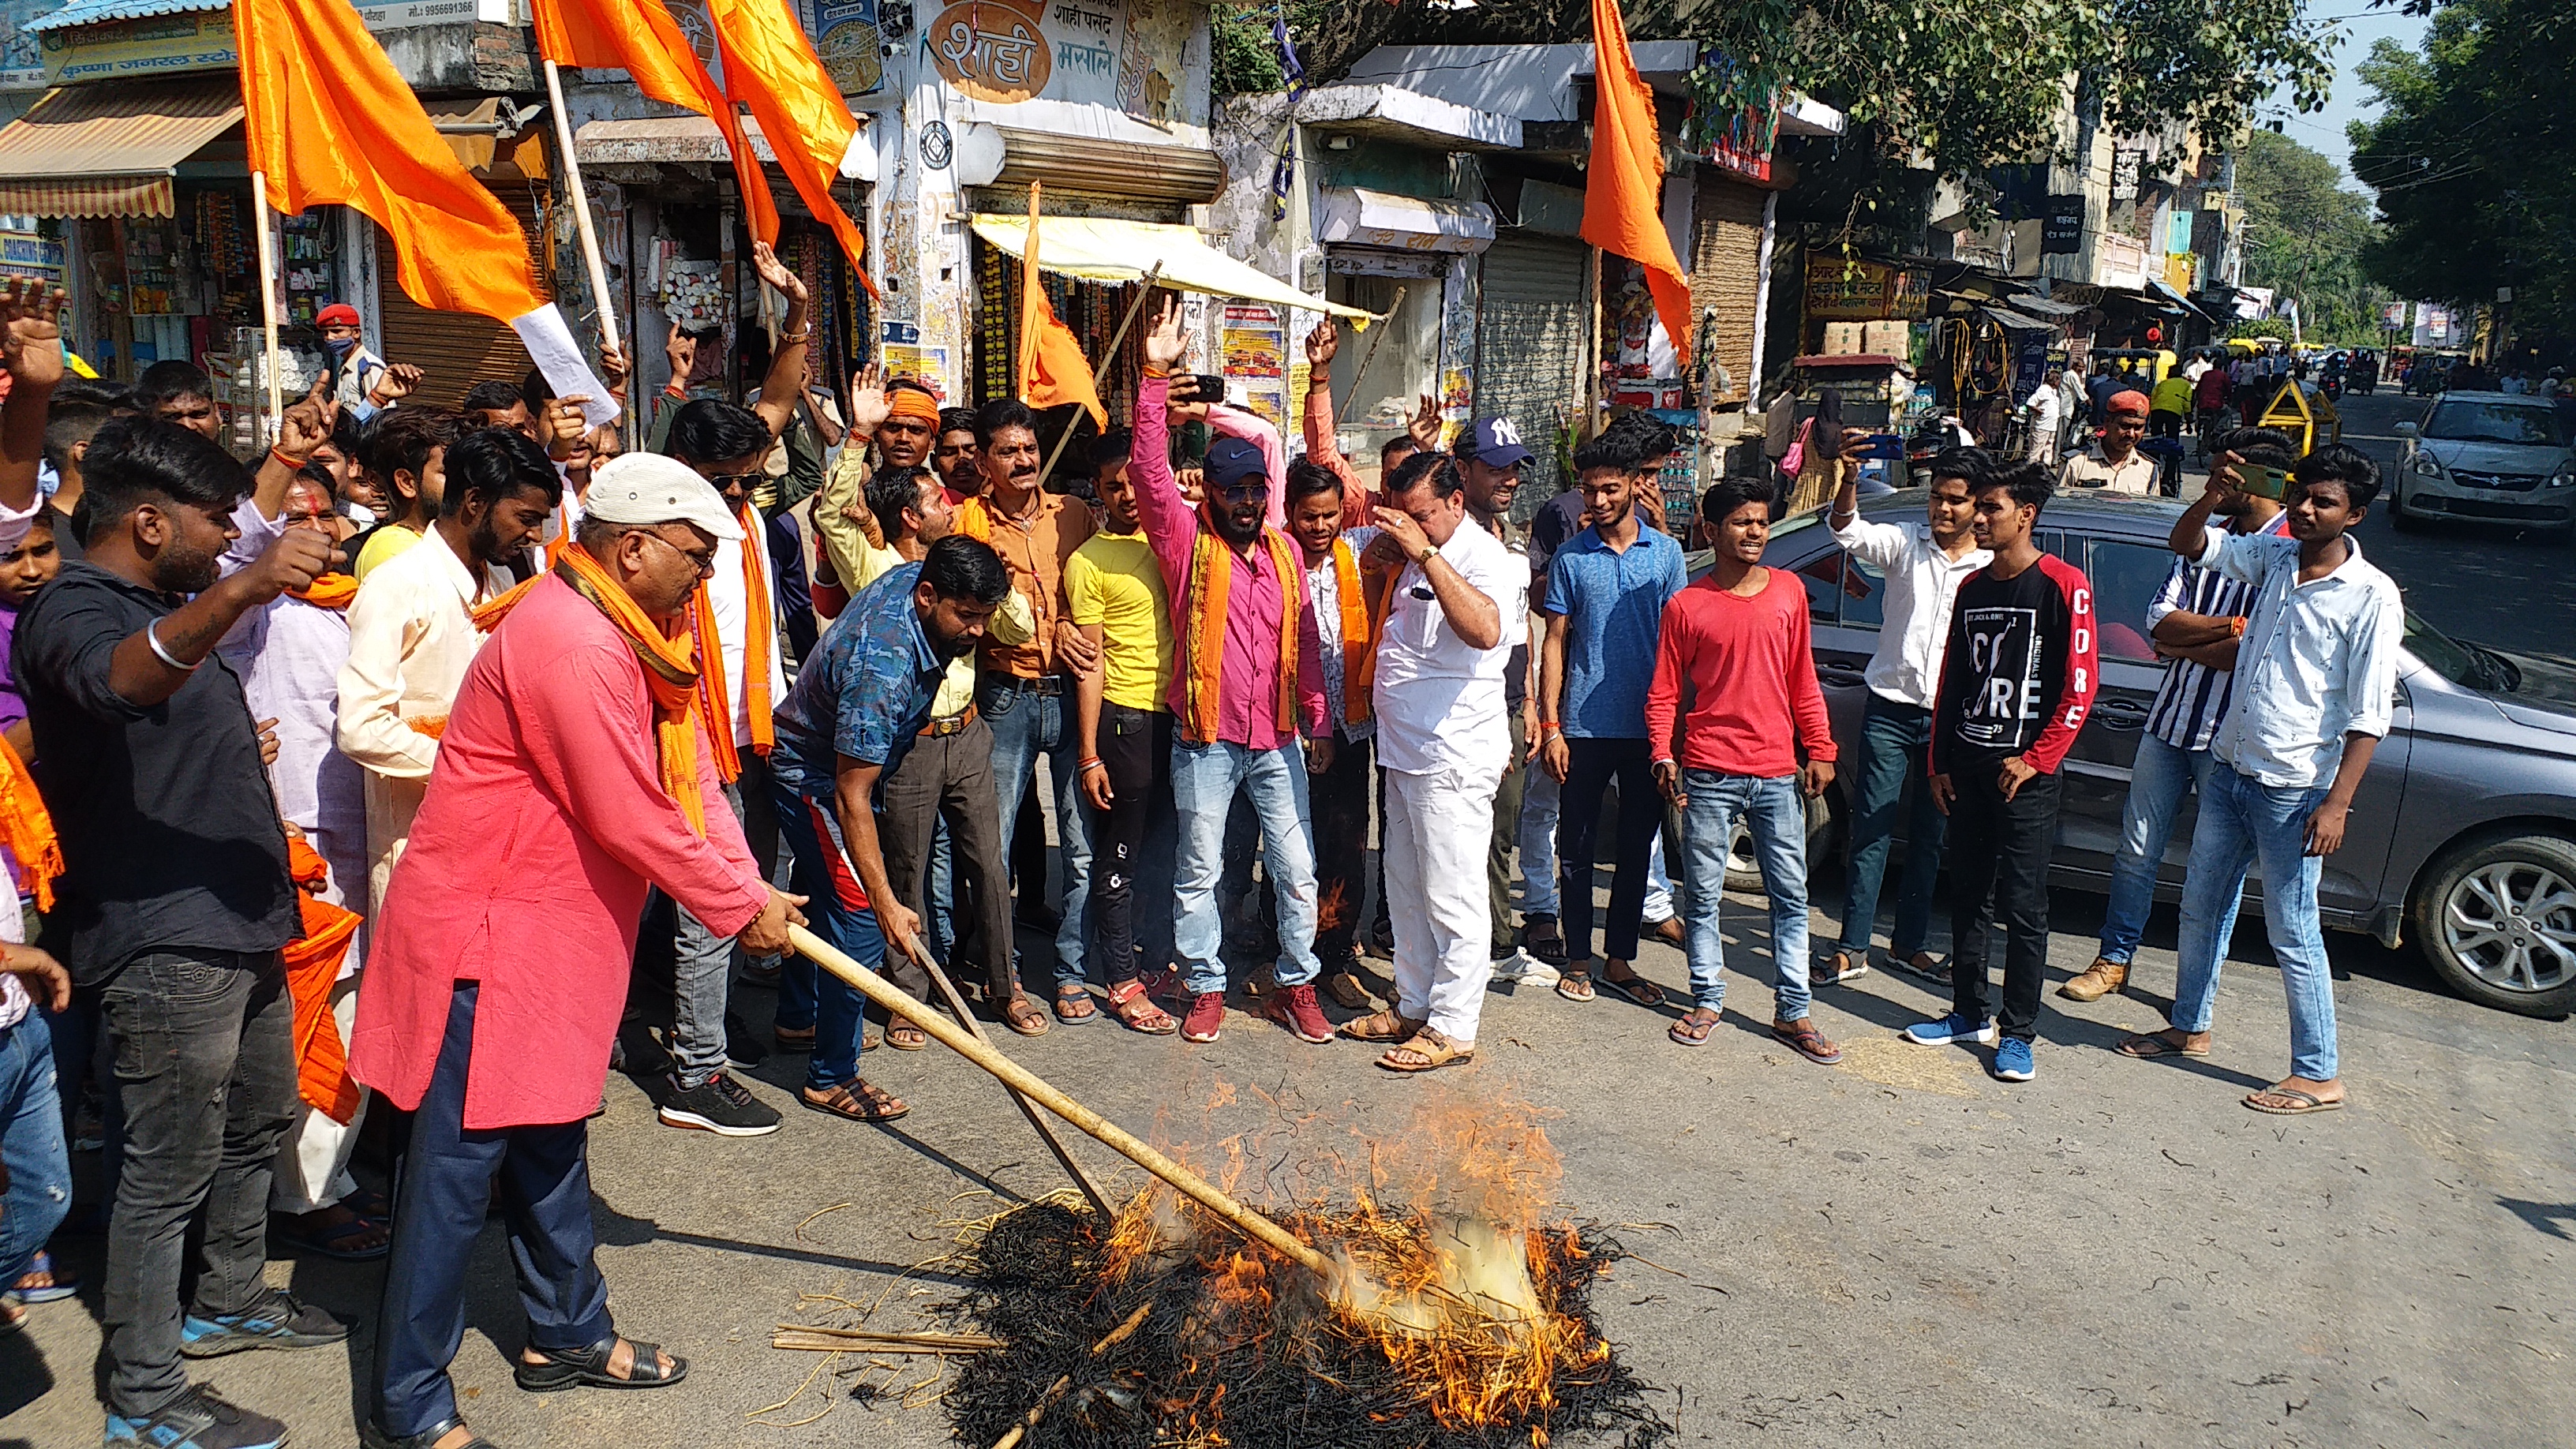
[1788,550,1881,627]
[2424,400,2566,447]
[2086,540,2175,663]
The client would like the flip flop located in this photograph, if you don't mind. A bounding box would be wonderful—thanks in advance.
[271,1211,391,1263]
[1554,972,1597,1004]
[2114,1032,2211,1059]
[1599,972,1666,1008]
[2244,1086,2344,1116]
[1668,1009,1720,1046]
[9,1250,79,1303]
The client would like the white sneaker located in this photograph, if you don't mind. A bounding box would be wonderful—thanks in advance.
[1488,948,1559,986]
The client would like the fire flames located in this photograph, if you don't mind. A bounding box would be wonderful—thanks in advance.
[945,1088,1671,1449]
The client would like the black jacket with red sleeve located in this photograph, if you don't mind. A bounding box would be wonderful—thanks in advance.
[1929,553,2098,777]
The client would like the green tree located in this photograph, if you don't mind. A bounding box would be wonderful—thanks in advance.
[2235,130,2392,344]
[2348,0,2575,335]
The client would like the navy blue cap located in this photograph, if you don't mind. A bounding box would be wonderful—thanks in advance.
[1205,436,1267,488]
[1466,417,1535,468]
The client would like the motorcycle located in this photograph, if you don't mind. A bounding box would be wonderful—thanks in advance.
[2321,373,2345,402]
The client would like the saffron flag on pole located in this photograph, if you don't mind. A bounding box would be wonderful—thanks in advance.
[702,0,878,294]
[1016,189,1106,428]
[234,0,615,415]
[1581,0,1692,367]
[527,0,777,249]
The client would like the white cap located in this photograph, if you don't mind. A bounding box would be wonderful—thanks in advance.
[582,454,746,541]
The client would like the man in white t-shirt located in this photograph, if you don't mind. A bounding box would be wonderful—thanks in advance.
[1339,453,1518,1073]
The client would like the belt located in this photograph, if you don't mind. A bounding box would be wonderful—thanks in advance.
[919,706,978,738]
[990,674,1065,697]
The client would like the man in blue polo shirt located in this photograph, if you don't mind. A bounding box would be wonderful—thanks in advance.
[1537,429,1687,1006]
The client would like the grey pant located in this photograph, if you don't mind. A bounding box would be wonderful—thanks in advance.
[100,949,295,1417]
[669,766,761,1089]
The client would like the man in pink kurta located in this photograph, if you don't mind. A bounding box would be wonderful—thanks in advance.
[352,454,798,1449]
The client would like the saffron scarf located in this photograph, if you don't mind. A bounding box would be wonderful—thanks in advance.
[1179,511,1301,747]
[688,501,775,782]
[286,572,360,609]
[0,736,61,913]
[481,545,710,835]
[1329,535,1387,728]
[281,839,364,1124]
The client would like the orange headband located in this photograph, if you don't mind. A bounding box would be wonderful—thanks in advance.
[886,388,940,424]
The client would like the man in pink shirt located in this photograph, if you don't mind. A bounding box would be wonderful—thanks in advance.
[1129,296,1329,1046]
[1646,477,1842,1061]
[350,456,803,1449]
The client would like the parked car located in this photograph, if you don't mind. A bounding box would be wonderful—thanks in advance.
[1743,488,2576,1017]
[2389,391,2576,537]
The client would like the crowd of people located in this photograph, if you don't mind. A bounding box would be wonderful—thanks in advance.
[0,258,2404,1449]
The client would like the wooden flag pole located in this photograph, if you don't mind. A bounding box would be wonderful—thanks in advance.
[1332,283,1403,421]
[542,59,621,358]
[249,170,285,439]
[1033,260,1163,487]
[1014,180,1041,401]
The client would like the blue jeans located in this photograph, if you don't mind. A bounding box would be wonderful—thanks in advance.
[2171,766,2334,1080]
[1518,763,1560,916]
[2099,734,2220,964]
[982,680,1093,982]
[1679,772,1814,1020]
[1172,739,1319,994]
[1839,695,1945,958]
[770,771,889,1090]
[0,1011,69,1286]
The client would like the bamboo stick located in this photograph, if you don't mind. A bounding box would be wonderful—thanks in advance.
[249,170,284,440]
[990,1300,1155,1449]
[1333,283,1404,421]
[1032,260,1165,488]
[788,926,1331,1279]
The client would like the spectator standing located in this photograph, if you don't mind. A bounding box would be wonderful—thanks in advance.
[1820,446,1991,984]
[2116,445,2402,1116]
[2024,366,2063,464]
[1647,477,1840,1060]
[1128,298,1331,1046]
[2193,359,2232,457]
[353,466,803,1449]
[17,418,343,1449]
[1341,452,1515,1071]
[1538,432,1687,1008]
[2059,390,2156,495]
[350,407,460,580]
[1280,459,1383,1009]
[1902,462,2097,1084]
[313,302,419,422]
[2061,427,2293,1005]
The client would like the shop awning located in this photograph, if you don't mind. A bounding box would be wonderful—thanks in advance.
[1317,188,1496,255]
[968,215,1376,320]
[0,80,242,219]
[2148,277,2213,321]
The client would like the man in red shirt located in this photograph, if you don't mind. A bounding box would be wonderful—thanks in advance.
[1646,477,1840,1060]
[1904,461,2097,1083]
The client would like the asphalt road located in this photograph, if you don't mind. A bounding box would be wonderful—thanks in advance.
[6,386,2572,1448]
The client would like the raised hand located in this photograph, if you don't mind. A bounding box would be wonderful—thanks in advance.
[750,241,811,311]
[1305,319,1338,370]
[1407,392,1443,452]
[275,384,333,461]
[0,275,69,391]
[1144,292,1185,372]
[665,323,698,389]
[848,362,890,436]
[546,395,592,459]
[237,526,343,606]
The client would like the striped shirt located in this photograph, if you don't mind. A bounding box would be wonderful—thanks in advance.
[2144,513,2292,751]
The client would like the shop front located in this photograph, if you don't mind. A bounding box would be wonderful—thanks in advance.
[1316,186,1492,464]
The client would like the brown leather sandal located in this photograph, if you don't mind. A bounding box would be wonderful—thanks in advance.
[1105,980,1178,1035]
[1376,1029,1473,1073]
[1337,1008,1423,1043]
[800,1078,909,1122]
[1002,994,1051,1037]
[886,1021,927,1050]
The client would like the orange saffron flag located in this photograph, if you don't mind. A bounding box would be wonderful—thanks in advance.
[703,0,878,295]
[529,0,777,248]
[1016,195,1106,428]
[235,0,545,326]
[1581,0,1693,368]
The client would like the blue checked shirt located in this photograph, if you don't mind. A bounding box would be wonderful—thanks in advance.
[772,562,949,797]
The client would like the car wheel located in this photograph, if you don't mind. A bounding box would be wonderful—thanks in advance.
[2408,831,2576,1017]
[1723,791,1836,894]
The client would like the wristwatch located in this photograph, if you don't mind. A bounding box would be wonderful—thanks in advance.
[1414,543,1437,565]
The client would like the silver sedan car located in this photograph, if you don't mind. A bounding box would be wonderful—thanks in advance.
[1756,488,2576,1017]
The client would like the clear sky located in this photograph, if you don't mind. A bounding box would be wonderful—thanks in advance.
[2262,2,2432,190]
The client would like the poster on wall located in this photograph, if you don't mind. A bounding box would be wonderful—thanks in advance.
[882,320,953,399]
[924,0,1196,123]
[805,0,885,95]
[1220,302,1284,425]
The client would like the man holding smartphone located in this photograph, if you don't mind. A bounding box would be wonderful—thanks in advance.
[2061,428,2291,1003]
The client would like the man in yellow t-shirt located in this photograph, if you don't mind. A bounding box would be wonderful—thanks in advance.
[2148,373,2193,440]
[1062,434,1180,1034]
[350,408,459,580]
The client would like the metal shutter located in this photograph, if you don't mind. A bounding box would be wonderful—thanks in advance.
[373,187,552,410]
[1474,232,1587,509]
[1690,174,1765,404]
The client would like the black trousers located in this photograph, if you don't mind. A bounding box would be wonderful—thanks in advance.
[1089,706,1174,987]
[1555,736,1661,965]
[1310,728,1373,961]
[1945,762,2063,1043]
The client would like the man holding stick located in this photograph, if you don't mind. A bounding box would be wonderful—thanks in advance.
[351,455,804,1449]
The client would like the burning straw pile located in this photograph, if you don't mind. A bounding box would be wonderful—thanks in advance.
[937,1100,1674,1449]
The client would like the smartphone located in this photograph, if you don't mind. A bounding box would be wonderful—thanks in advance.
[2241,464,2292,500]
[1189,373,1228,406]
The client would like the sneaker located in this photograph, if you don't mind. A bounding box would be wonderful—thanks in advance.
[1488,948,1560,986]
[1519,913,1567,967]
[1902,1012,1998,1047]
[1181,991,1226,1043]
[179,1288,350,1357]
[1991,1037,2035,1082]
[1264,983,1334,1044]
[104,1386,289,1448]
[657,1073,783,1136]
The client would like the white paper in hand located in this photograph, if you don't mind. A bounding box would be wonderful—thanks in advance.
[510,305,622,430]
